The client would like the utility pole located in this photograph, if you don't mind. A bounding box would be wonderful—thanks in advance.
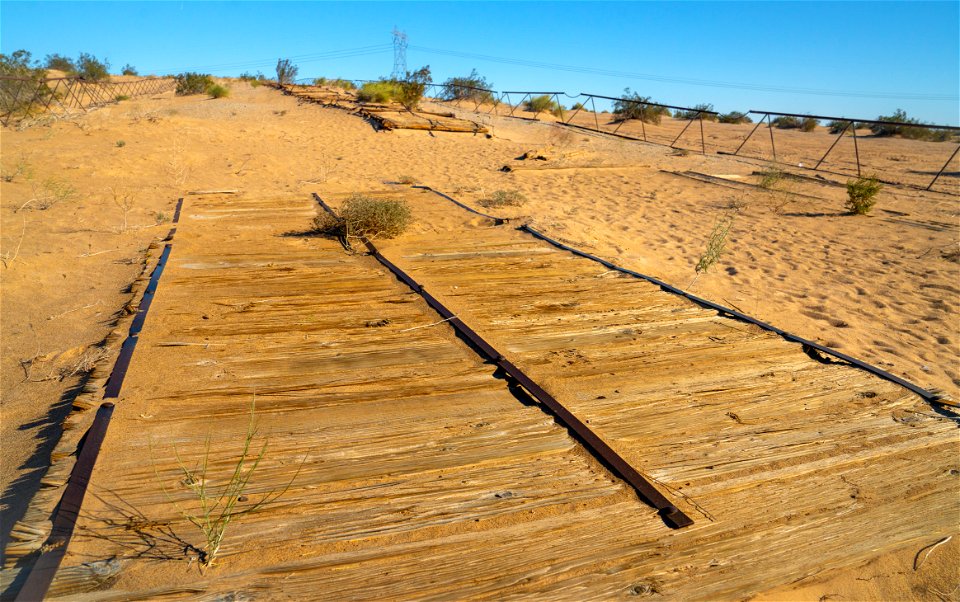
[391,27,408,80]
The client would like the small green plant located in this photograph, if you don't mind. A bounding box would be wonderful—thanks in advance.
[121,63,138,76]
[313,194,412,241]
[570,102,584,111]
[176,72,214,95]
[695,212,736,275]
[718,111,752,124]
[800,117,818,132]
[396,175,417,185]
[160,401,301,568]
[845,176,882,214]
[249,79,261,88]
[207,84,230,99]
[116,140,126,148]
[276,58,298,85]
[238,71,265,82]
[757,166,784,190]
[2,154,32,182]
[479,189,527,208]
[115,94,130,102]
[154,211,171,224]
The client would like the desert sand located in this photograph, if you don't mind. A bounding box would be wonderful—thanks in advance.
[1,79,957,599]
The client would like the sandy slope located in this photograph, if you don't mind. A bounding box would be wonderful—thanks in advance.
[1,80,957,598]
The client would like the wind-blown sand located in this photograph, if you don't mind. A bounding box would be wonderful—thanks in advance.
[1,79,957,598]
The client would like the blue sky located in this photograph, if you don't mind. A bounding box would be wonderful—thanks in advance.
[2,1,958,124]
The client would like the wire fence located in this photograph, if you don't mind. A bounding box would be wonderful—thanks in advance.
[0,76,175,126]
[388,81,958,193]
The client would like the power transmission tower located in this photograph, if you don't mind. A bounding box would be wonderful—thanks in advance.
[391,27,408,80]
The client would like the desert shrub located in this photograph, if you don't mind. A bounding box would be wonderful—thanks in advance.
[718,111,752,124]
[872,109,945,139]
[395,65,431,110]
[771,115,802,129]
[396,175,417,185]
[479,189,527,208]
[675,103,717,121]
[314,77,355,90]
[239,71,265,82]
[613,88,669,124]
[0,50,52,118]
[44,54,76,73]
[175,72,214,95]
[314,195,412,240]
[276,58,298,85]
[116,140,126,147]
[570,102,584,111]
[207,84,230,99]
[828,120,851,134]
[800,117,818,132]
[121,64,138,76]
[76,53,109,81]
[357,80,401,103]
[757,166,784,190]
[439,68,493,103]
[845,176,882,214]
[525,94,561,117]
[115,94,130,101]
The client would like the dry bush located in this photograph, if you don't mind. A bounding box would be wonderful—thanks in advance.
[756,166,784,190]
[695,212,736,274]
[845,176,882,214]
[2,154,32,182]
[313,195,412,241]
[276,58,298,85]
[16,178,77,211]
[396,175,417,185]
[176,73,214,96]
[479,189,527,208]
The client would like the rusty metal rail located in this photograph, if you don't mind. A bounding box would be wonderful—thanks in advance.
[12,198,183,601]
[312,192,693,530]
[412,184,948,409]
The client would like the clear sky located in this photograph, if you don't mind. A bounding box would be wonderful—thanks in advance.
[2,1,958,124]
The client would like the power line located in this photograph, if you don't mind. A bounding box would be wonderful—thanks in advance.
[408,44,959,102]
[152,44,392,75]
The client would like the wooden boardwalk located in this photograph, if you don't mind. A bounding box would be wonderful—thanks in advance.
[26,190,958,600]
[42,194,665,599]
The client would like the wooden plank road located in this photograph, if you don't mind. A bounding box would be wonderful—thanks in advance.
[34,189,958,600]
[356,186,958,599]
[46,193,684,600]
